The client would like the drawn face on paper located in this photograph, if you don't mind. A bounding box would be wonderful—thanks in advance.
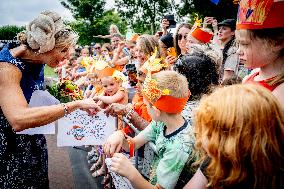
[65,111,109,141]
[101,76,120,96]
[67,125,85,140]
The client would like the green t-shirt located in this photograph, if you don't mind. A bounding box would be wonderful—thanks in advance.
[139,119,194,189]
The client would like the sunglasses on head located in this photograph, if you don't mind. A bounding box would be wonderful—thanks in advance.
[177,34,187,40]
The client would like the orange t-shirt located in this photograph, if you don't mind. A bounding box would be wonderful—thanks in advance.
[123,93,152,135]
[132,93,152,122]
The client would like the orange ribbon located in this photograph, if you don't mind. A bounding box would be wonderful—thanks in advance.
[127,138,135,158]
[121,128,135,157]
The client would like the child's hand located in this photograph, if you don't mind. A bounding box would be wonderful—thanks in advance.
[118,41,126,52]
[203,17,214,28]
[166,55,176,65]
[104,130,125,157]
[110,153,137,178]
[104,103,127,117]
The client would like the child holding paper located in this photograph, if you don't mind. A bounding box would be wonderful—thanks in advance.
[90,67,128,187]
[104,70,194,189]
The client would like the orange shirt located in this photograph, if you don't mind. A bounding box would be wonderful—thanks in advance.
[132,93,152,122]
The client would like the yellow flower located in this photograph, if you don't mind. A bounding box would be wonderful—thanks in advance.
[162,89,170,95]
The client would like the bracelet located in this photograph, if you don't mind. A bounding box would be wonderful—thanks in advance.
[125,107,135,120]
[61,103,69,116]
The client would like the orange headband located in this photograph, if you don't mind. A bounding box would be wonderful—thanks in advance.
[237,0,284,30]
[142,77,190,114]
[191,27,213,43]
[153,95,189,114]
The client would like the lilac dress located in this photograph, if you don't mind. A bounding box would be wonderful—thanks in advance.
[0,44,49,188]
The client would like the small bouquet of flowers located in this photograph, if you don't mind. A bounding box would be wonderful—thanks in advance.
[46,79,83,103]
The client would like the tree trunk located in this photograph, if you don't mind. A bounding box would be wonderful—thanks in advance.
[151,1,156,34]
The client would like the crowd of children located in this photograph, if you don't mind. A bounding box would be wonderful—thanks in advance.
[51,0,284,188]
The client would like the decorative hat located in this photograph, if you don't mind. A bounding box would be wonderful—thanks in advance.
[237,0,284,30]
[96,67,116,78]
[130,34,140,42]
[218,19,236,30]
[140,48,167,74]
[96,67,126,82]
[141,75,189,114]
[190,27,213,44]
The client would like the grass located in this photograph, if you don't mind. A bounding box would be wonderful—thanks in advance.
[44,65,58,78]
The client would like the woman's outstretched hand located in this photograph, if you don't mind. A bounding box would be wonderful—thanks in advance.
[78,98,101,115]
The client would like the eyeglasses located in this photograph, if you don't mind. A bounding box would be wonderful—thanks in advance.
[177,34,187,41]
[94,47,101,49]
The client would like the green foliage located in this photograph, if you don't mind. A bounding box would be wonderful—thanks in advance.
[60,0,127,45]
[115,0,172,34]
[92,10,127,40]
[44,65,58,78]
[0,25,25,40]
[60,0,105,23]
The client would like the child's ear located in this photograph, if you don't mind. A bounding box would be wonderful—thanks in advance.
[152,106,161,117]
[271,41,284,52]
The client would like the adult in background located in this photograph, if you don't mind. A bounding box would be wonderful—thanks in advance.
[174,23,192,59]
[0,11,100,188]
[161,14,177,36]
[216,19,241,81]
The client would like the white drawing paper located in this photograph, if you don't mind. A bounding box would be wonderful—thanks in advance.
[105,158,134,189]
[16,90,59,135]
[57,110,116,147]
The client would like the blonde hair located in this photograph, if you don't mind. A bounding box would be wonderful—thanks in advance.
[17,10,78,53]
[195,84,284,189]
[137,34,159,57]
[152,70,189,100]
[109,24,121,35]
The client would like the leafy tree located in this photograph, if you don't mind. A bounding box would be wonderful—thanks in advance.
[115,0,172,34]
[60,0,105,23]
[0,25,25,40]
[60,0,127,45]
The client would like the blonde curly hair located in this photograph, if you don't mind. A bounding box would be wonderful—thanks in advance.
[17,10,78,54]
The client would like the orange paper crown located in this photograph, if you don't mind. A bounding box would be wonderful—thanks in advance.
[96,67,116,78]
[140,48,167,75]
[131,34,140,42]
[237,0,284,30]
[191,27,213,44]
[142,76,189,114]
[95,67,126,81]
